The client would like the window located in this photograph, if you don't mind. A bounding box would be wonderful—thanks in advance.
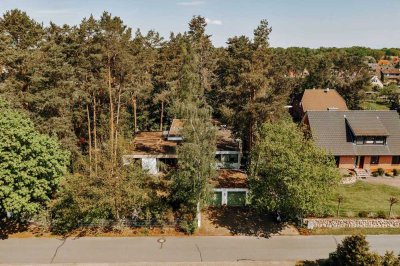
[371,156,380,165]
[356,137,364,145]
[392,156,400,165]
[354,136,386,145]
[227,154,239,164]
[365,137,375,144]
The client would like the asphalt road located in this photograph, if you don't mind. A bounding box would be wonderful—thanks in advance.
[1,236,400,264]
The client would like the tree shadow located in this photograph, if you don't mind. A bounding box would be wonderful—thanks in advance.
[206,206,287,238]
[0,219,29,240]
[297,259,329,266]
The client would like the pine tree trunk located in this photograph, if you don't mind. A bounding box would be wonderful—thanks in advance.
[132,95,137,133]
[86,104,92,176]
[108,52,114,164]
[389,204,393,218]
[160,101,164,131]
[115,86,122,159]
[93,95,98,176]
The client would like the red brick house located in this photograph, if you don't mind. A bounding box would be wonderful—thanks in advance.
[303,110,400,174]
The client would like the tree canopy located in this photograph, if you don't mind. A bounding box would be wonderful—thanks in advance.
[249,118,341,220]
[0,100,69,219]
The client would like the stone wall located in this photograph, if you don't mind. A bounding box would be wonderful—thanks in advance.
[304,218,400,229]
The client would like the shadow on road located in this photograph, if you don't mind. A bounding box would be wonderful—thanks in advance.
[205,206,287,238]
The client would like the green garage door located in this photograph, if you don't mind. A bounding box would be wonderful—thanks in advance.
[210,191,222,206]
[227,191,246,206]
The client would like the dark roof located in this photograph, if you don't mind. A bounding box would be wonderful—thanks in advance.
[345,115,389,136]
[306,111,400,156]
[301,89,348,112]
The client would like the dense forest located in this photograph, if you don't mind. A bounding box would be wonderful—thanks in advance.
[1,9,399,233]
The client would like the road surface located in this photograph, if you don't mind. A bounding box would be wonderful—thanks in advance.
[1,235,400,264]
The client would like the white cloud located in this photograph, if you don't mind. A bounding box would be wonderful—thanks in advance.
[176,1,205,6]
[205,17,222,25]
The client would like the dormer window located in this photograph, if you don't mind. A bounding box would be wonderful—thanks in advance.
[355,136,386,145]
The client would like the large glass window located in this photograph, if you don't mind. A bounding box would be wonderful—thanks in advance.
[371,156,380,165]
[392,156,400,165]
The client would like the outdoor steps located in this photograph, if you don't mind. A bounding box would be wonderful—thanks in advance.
[354,168,370,179]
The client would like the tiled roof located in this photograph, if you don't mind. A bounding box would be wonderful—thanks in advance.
[301,89,348,112]
[346,115,389,136]
[306,111,400,156]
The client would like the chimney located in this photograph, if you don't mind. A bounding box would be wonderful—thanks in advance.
[324,88,330,93]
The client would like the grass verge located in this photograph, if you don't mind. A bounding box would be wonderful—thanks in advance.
[327,181,400,218]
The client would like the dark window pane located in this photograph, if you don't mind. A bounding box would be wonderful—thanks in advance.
[392,156,400,165]
[371,156,380,165]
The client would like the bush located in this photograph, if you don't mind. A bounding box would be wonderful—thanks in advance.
[178,219,197,235]
[358,211,369,218]
[329,234,381,266]
[378,168,385,176]
[377,210,387,219]
[393,169,399,176]
[381,251,400,266]
[385,172,393,177]
[372,171,379,177]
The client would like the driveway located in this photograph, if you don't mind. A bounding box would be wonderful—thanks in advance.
[1,236,400,264]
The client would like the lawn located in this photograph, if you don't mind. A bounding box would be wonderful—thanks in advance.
[327,181,400,218]
[360,101,390,110]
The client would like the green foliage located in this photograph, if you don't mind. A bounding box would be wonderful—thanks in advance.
[170,42,217,231]
[0,107,69,219]
[377,210,387,219]
[381,251,400,266]
[50,152,155,233]
[329,234,381,266]
[378,168,385,176]
[358,211,369,218]
[249,117,341,220]
[393,169,399,176]
[328,234,400,266]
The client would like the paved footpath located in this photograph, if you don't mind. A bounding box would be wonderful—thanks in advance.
[0,236,400,264]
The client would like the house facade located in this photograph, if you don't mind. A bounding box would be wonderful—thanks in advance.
[380,68,400,86]
[303,110,400,172]
[123,119,248,206]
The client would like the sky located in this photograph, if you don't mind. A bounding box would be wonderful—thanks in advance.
[1,0,399,48]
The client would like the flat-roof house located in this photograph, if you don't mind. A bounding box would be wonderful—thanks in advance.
[303,110,400,174]
[123,119,247,206]
[295,88,348,119]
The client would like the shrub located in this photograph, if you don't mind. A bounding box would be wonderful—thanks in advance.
[372,171,379,177]
[358,211,369,218]
[377,210,387,219]
[378,168,385,176]
[345,211,355,218]
[381,251,400,266]
[393,169,399,176]
[178,219,197,235]
[385,172,393,177]
[329,234,381,266]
